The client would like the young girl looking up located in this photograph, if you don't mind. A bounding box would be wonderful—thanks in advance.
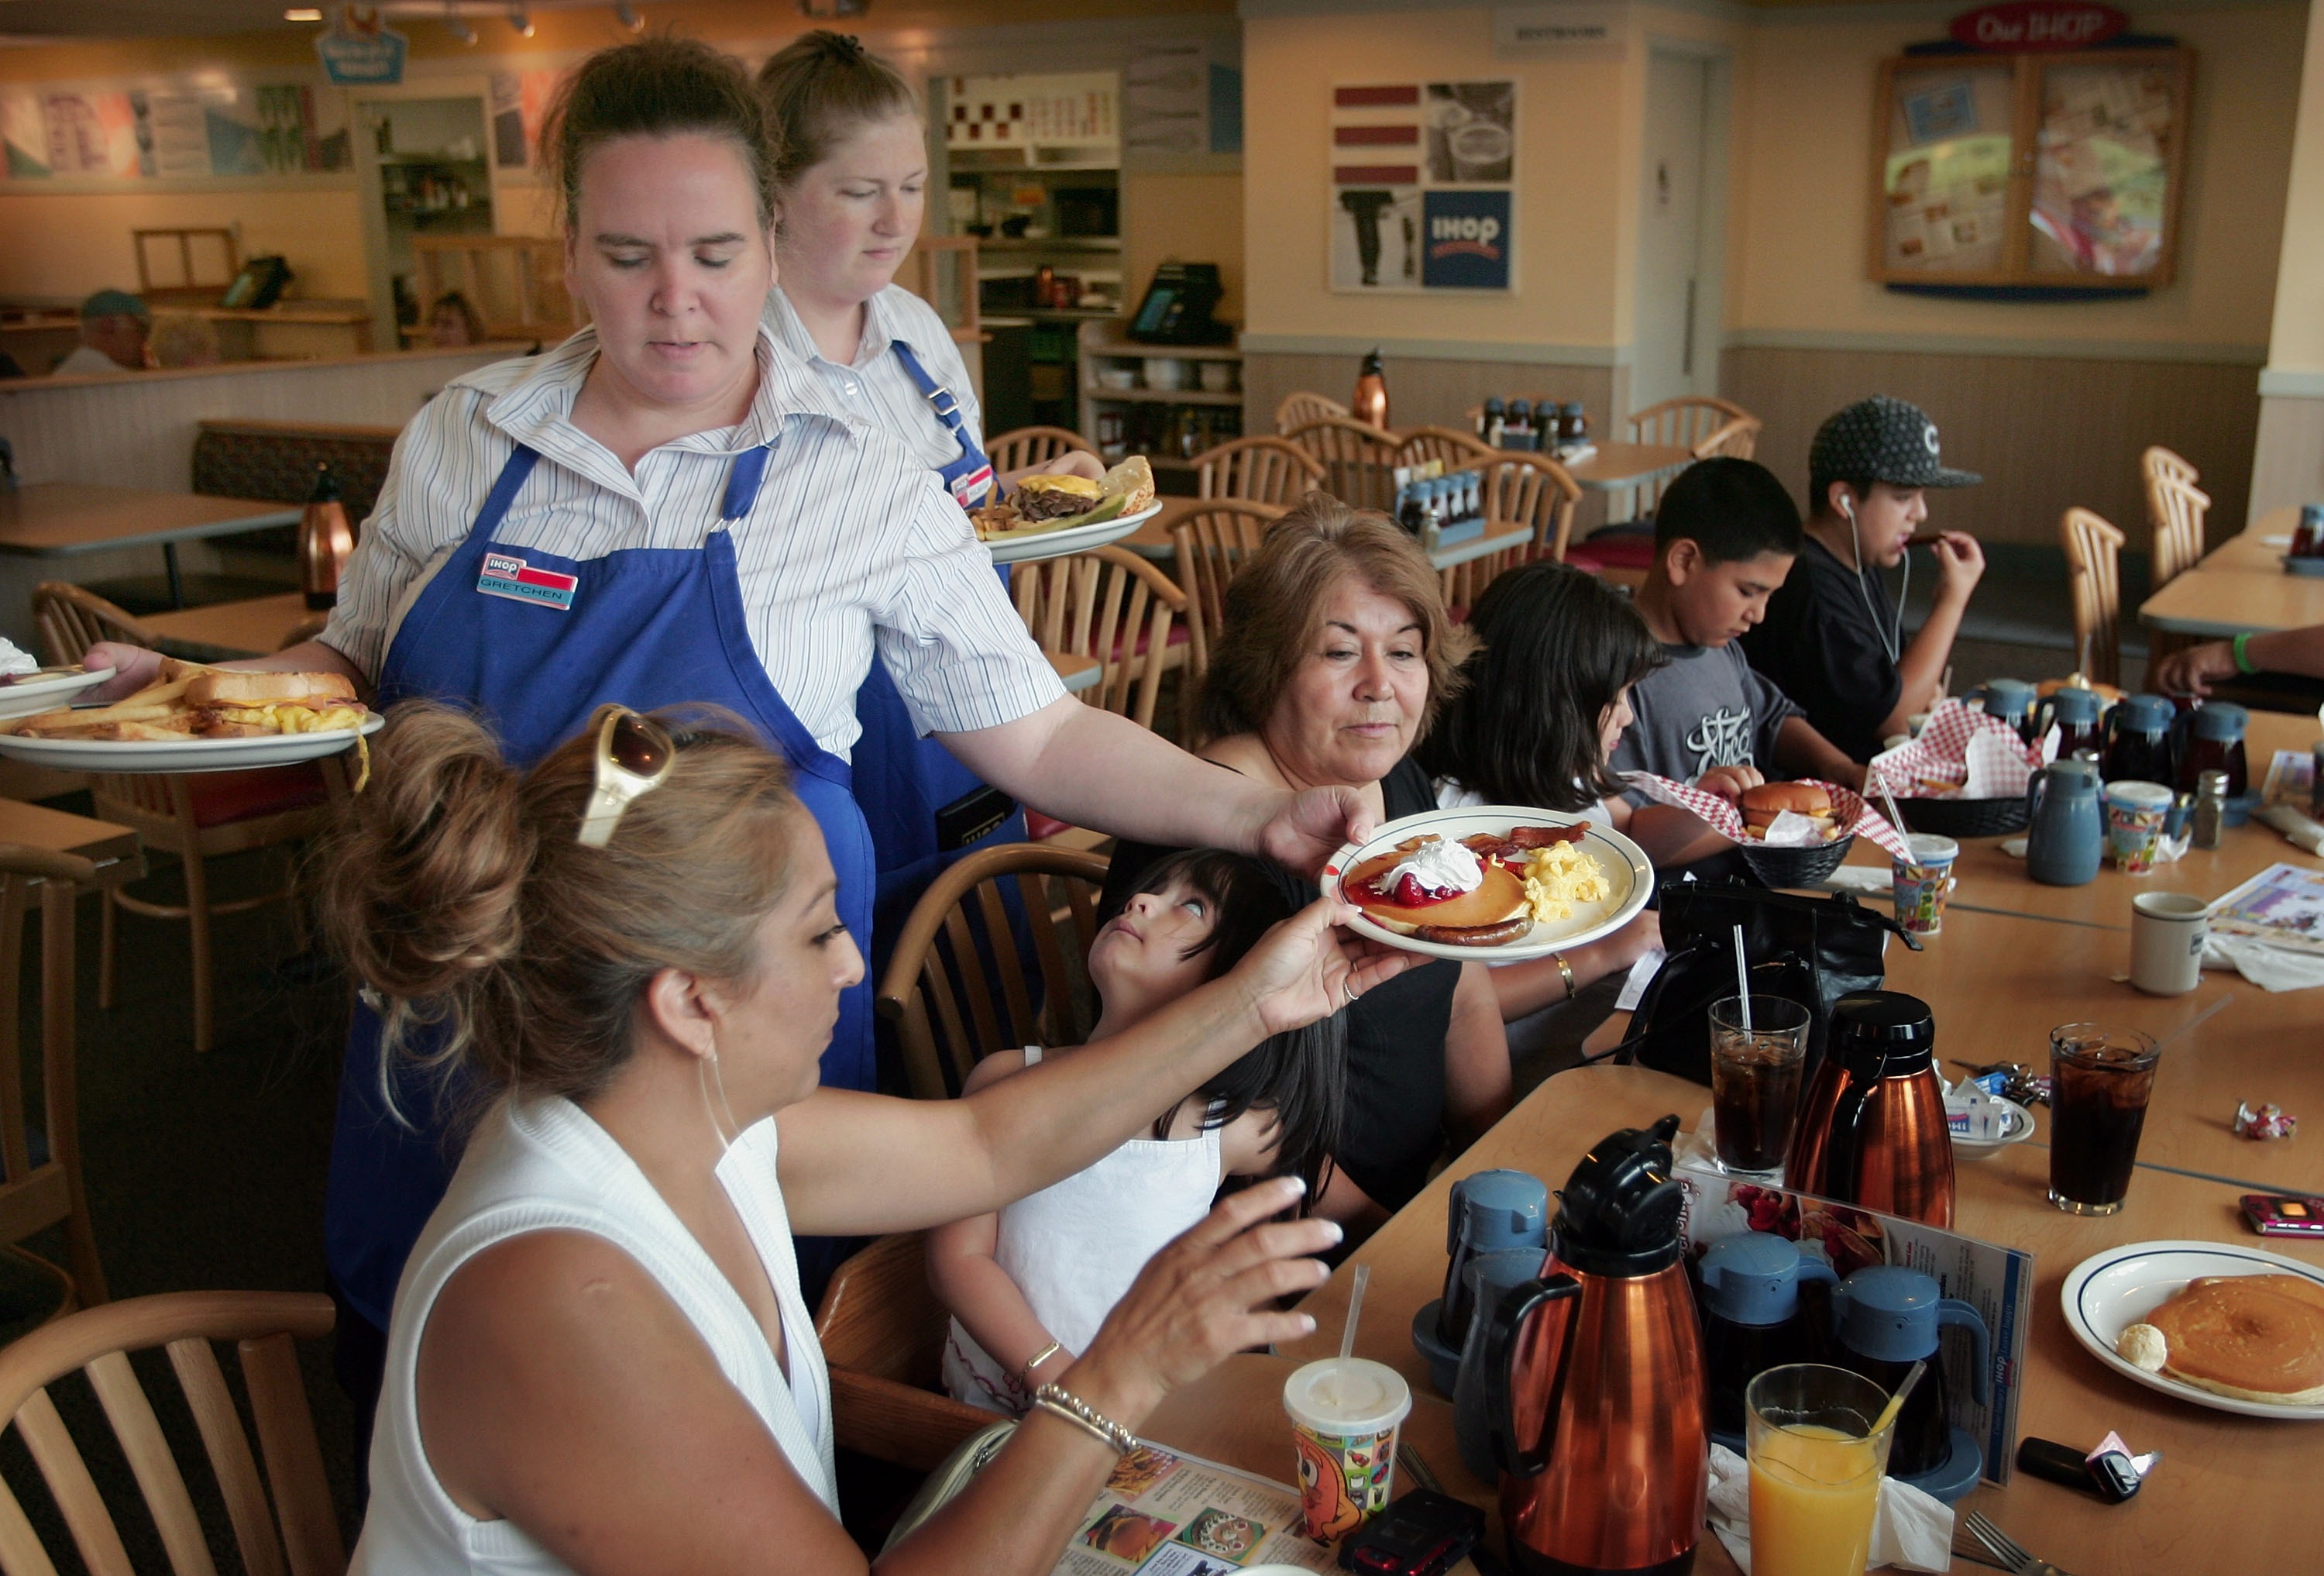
[1416,562,1681,1027]
[930,850,1344,1415]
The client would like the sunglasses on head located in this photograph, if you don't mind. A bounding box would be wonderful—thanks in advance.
[577,704,677,848]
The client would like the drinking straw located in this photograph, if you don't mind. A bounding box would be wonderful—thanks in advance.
[1731,925,1753,1034]
[1870,1359,1928,1439]
[1872,768,1913,866]
[1340,1265,1370,1365]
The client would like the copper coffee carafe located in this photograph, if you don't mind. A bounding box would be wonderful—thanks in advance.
[1784,991,1955,1227]
[298,462,355,612]
[1481,1116,1707,1575]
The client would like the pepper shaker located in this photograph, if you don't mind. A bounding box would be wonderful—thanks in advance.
[2191,769,2228,850]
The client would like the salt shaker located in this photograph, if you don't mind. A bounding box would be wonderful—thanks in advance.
[2191,769,2228,849]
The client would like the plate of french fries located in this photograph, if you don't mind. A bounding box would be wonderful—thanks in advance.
[0,665,115,720]
[0,660,379,774]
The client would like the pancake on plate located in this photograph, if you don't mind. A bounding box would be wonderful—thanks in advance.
[1343,824,1604,947]
[2118,1273,2324,1404]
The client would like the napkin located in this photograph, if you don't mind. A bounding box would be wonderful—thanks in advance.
[1705,1444,1954,1574]
[1615,948,1665,1011]
[1820,865,1894,898]
[2205,933,2324,992]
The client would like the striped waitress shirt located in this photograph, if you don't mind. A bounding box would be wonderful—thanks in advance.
[764,284,986,471]
[321,322,1064,758]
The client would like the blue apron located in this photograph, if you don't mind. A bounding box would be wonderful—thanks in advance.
[850,340,1028,992]
[324,440,877,1332]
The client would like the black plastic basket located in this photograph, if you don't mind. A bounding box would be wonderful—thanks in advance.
[1894,795,2029,839]
[1740,833,1856,889]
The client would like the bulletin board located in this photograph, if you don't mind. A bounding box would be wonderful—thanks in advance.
[1328,81,1516,294]
[1869,47,2192,290]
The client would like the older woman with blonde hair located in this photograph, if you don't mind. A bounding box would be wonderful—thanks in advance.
[1104,496,1510,1239]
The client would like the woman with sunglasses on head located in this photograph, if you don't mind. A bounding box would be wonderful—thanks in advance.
[81,35,1373,1445]
[751,33,1105,983]
[328,704,1407,1574]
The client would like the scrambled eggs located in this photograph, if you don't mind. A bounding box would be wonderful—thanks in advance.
[211,704,368,734]
[1520,841,1612,923]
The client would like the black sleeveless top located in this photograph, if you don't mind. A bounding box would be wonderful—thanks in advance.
[1101,755,1462,1213]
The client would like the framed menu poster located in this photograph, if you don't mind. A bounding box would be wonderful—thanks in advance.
[1869,47,2191,290]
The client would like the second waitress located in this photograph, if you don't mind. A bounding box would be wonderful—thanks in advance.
[757,33,1107,959]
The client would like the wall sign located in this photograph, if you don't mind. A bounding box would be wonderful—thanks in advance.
[1492,5,1627,51]
[1949,2,2128,53]
[1329,81,1516,294]
[315,5,409,87]
[2,77,349,181]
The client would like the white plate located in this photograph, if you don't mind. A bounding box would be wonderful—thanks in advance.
[2061,1239,2324,1419]
[0,711,383,774]
[0,666,115,720]
[981,501,1164,565]
[1320,803,1654,962]
[1950,1096,2034,1154]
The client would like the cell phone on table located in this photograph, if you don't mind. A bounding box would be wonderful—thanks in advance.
[2241,1193,2324,1237]
[1339,1488,1487,1576]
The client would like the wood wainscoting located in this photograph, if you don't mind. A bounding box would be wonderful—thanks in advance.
[1722,344,2261,549]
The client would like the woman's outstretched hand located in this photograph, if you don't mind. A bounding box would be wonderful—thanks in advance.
[1253,785,1374,882]
[80,641,167,701]
[1229,896,1415,1038]
[1068,1177,1339,1421]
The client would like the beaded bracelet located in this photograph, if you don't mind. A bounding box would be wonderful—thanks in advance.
[1032,1382,1139,1455]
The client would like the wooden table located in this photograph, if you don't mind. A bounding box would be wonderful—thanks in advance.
[0,483,301,614]
[2139,506,2324,638]
[0,799,140,887]
[1194,1062,2324,1575]
[1563,440,1696,493]
[142,591,314,659]
[1046,649,1100,695]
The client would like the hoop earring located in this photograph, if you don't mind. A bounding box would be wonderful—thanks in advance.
[699,1049,741,1155]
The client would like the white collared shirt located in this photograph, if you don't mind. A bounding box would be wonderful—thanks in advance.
[322,323,1063,758]
[763,284,985,473]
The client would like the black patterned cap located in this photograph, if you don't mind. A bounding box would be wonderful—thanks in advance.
[1809,396,1980,489]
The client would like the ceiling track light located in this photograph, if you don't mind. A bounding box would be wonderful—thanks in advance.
[507,4,535,36]
[283,7,324,19]
[615,2,643,30]
[444,1,477,43]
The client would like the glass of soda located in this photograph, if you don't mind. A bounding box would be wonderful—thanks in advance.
[1710,996,1812,1179]
[2047,1024,2161,1215]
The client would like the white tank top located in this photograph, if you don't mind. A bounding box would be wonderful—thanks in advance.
[944,1047,1224,1413]
[351,1096,835,1574]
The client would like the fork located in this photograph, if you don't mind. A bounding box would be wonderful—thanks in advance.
[1965,1510,2069,1575]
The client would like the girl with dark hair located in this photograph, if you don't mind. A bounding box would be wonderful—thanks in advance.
[1417,562,1666,1032]
[930,849,1345,1415]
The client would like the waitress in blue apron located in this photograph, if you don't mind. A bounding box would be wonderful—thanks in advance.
[83,36,1367,1454]
[756,33,1106,978]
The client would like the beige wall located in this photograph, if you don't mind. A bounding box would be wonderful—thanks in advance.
[2251,0,2324,519]
[1728,3,2303,354]
[1125,172,1245,325]
[0,187,370,301]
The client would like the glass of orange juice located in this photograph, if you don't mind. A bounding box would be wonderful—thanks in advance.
[1745,1364,1897,1576]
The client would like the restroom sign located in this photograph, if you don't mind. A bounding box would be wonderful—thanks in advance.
[1422,190,1512,290]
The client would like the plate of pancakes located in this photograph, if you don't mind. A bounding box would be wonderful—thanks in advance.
[2063,1240,2324,1419]
[1320,804,1654,963]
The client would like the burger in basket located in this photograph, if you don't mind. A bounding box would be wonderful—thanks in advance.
[1738,782,1844,845]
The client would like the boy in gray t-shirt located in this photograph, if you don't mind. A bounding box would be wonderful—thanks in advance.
[1604,459,1865,871]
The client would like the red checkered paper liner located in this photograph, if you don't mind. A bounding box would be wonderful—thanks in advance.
[1621,772,1913,861]
[1866,697,2044,800]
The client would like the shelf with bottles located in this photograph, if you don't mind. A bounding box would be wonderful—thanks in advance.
[1088,401,1243,470]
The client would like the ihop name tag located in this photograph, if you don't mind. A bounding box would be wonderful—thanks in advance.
[477,551,578,611]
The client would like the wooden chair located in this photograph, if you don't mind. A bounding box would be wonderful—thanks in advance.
[875,842,1111,1102]
[1168,500,1282,697]
[30,584,335,1055]
[1626,395,1760,514]
[0,1290,342,1576]
[985,425,1097,481]
[2143,452,2211,591]
[813,1233,995,1472]
[1013,547,1190,733]
[1393,426,1499,474]
[0,847,114,1313]
[2061,507,2127,688]
[1273,391,1348,434]
[1282,415,1401,512]
[1193,435,1323,508]
[2142,443,2199,490]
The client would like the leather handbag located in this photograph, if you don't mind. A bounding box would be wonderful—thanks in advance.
[1614,879,1920,1085]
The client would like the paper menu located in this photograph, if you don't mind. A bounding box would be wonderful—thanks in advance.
[1053,1445,1337,1575]
[2209,862,2324,958]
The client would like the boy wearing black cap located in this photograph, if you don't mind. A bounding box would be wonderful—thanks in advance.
[1742,395,1985,764]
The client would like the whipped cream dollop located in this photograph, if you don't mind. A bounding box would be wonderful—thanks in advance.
[0,638,38,677]
[1380,835,1483,895]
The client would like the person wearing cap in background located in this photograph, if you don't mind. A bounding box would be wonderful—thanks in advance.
[1741,394,1985,764]
[51,288,151,376]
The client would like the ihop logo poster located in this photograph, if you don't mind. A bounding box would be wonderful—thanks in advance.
[1422,190,1512,290]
